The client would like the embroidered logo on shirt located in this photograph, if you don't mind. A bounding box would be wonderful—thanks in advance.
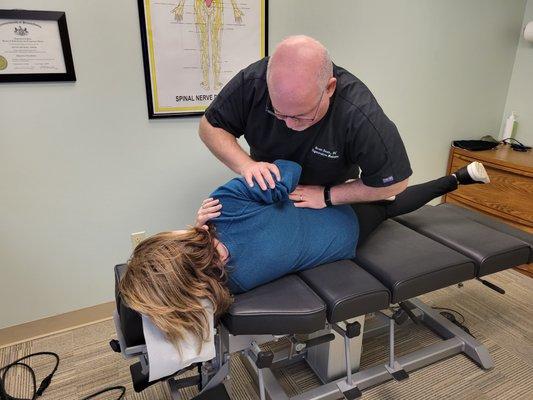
[382,176,394,183]
[311,146,339,159]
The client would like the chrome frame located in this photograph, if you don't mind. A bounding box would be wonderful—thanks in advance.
[113,295,493,400]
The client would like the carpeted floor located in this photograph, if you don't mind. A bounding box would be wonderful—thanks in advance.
[1,269,532,399]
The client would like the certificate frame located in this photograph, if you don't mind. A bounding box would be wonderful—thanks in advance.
[137,0,268,119]
[0,10,76,83]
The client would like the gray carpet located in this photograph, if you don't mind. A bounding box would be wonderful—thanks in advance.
[1,269,532,399]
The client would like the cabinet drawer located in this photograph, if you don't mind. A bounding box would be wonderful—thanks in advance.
[449,155,533,227]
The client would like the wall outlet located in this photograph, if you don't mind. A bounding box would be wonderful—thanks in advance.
[131,231,146,250]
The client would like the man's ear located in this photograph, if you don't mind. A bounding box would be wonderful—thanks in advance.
[327,77,337,97]
[201,224,209,231]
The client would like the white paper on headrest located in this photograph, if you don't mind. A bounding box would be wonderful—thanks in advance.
[142,299,216,382]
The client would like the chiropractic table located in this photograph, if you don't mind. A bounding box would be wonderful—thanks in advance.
[110,203,533,400]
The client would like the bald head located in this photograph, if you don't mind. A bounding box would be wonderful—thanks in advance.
[267,35,332,100]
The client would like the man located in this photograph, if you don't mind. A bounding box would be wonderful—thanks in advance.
[199,35,412,209]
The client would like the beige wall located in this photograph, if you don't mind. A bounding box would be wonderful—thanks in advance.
[502,0,533,144]
[0,0,527,329]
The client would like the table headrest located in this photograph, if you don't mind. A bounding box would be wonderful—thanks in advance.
[114,263,146,347]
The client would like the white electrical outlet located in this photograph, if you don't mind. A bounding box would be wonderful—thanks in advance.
[131,231,146,249]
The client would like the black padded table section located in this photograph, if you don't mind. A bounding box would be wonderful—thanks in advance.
[222,275,326,335]
[299,260,390,323]
[437,203,533,263]
[394,205,531,277]
[115,263,145,348]
[356,220,475,303]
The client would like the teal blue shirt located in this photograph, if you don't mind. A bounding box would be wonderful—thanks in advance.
[210,160,359,293]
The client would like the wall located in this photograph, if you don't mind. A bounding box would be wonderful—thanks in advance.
[270,0,526,172]
[501,0,533,144]
[0,0,526,329]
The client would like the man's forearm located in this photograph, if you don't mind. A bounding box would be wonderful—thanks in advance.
[198,116,252,174]
[330,178,409,204]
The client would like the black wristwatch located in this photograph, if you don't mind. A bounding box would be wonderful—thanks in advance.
[323,186,333,207]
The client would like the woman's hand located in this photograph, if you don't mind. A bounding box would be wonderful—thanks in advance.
[195,198,222,230]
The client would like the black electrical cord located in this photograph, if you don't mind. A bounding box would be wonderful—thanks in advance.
[0,352,125,400]
[431,306,465,324]
[502,137,524,146]
[81,386,126,400]
[431,306,474,336]
[501,137,531,152]
[0,352,59,400]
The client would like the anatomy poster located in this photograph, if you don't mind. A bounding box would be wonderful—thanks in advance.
[138,0,267,118]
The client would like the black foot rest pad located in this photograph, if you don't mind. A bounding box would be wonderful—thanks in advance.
[192,383,231,400]
[299,260,390,323]
[356,220,475,303]
[343,386,362,399]
[394,205,531,277]
[131,362,156,393]
[438,203,533,263]
[222,275,326,335]
[391,369,409,381]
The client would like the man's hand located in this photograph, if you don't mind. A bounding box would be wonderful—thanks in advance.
[195,198,222,230]
[240,161,281,190]
[289,185,326,209]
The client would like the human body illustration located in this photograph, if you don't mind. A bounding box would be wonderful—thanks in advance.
[172,0,244,90]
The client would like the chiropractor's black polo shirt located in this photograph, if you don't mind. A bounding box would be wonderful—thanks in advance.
[204,58,412,187]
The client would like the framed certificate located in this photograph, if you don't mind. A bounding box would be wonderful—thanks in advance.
[138,0,268,118]
[0,10,76,83]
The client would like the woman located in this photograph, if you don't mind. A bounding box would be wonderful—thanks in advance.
[119,160,489,347]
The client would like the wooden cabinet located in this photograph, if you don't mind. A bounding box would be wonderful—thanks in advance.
[445,145,533,276]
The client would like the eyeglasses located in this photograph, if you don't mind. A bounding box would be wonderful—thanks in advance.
[265,88,325,123]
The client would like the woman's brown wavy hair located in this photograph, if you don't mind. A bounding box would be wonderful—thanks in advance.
[118,225,232,350]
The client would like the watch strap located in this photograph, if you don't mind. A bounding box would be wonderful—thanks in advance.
[324,186,333,207]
